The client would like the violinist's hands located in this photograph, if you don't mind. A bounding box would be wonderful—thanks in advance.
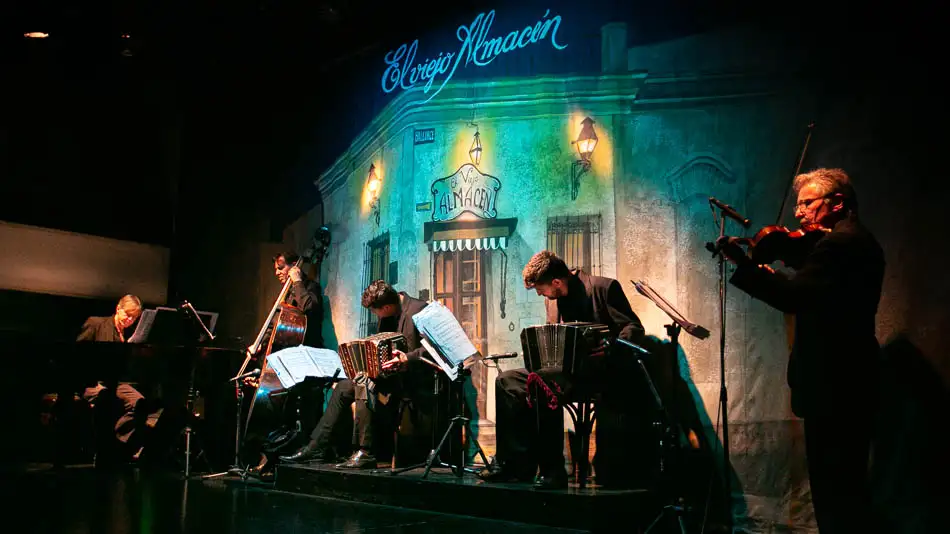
[715,236,750,266]
[288,266,303,283]
[381,349,409,373]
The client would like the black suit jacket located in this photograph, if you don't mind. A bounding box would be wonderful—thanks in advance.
[377,292,433,392]
[377,292,429,362]
[545,270,645,343]
[77,316,123,342]
[291,278,324,348]
[730,214,884,417]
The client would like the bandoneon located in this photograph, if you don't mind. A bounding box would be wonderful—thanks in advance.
[520,322,611,379]
[337,332,408,379]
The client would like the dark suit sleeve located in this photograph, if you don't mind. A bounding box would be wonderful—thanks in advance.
[76,318,99,342]
[729,232,849,313]
[606,280,646,342]
[291,280,319,313]
[403,307,430,363]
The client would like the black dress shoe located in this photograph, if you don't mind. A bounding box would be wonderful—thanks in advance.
[534,470,568,490]
[279,443,334,464]
[335,449,377,469]
[477,463,533,483]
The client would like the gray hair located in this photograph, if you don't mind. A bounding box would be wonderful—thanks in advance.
[793,168,858,211]
[116,294,142,312]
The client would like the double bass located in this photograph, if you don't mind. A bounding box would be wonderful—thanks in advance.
[240,227,331,468]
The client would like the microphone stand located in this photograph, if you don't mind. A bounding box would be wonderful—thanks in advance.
[631,280,709,534]
[712,205,736,531]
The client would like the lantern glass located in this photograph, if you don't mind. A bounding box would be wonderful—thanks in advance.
[367,165,380,194]
[574,117,598,161]
[469,131,482,166]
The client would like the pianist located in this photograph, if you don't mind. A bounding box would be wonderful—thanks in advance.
[280,280,433,470]
[479,251,646,489]
[76,294,153,461]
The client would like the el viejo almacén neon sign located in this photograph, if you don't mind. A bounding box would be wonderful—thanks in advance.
[382,9,567,102]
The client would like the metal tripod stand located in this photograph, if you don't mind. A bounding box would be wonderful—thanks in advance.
[390,361,489,478]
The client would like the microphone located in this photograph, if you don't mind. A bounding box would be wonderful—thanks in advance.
[484,352,518,361]
[229,368,260,382]
[709,197,751,228]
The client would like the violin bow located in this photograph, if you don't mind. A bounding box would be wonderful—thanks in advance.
[775,122,816,225]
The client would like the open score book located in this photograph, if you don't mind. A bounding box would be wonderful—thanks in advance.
[412,300,482,381]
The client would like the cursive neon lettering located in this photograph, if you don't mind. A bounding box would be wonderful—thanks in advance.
[518,26,534,48]
[381,9,568,102]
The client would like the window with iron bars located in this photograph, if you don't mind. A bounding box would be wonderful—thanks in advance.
[546,214,602,275]
[359,232,390,337]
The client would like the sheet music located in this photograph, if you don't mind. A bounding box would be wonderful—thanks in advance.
[412,300,479,371]
[420,337,459,381]
[268,346,346,389]
[128,309,157,344]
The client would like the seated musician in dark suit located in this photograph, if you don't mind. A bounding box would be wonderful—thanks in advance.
[479,251,646,489]
[281,280,434,469]
[76,294,154,460]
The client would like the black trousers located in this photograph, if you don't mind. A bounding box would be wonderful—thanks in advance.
[804,412,880,534]
[495,358,658,481]
[82,382,151,445]
[495,368,565,477]
[309,377,399,452]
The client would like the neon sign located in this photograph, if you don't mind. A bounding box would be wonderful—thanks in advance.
[382,9,567,103]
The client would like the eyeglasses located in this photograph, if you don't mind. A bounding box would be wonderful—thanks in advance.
[795,194,831,209]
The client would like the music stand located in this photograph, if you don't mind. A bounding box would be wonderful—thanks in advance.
[177,301,217,478]
[631,280,710,534]
[389,356,490,479]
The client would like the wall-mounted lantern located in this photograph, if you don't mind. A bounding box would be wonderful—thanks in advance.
[367,164,381,226]
[570,116,599,200]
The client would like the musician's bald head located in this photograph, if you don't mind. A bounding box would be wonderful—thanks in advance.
[523,250,572,300]
[362,279,401,319]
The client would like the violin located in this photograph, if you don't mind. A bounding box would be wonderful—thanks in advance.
[732,223,830,269]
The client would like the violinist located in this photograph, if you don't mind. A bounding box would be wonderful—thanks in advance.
[716,168,884,534]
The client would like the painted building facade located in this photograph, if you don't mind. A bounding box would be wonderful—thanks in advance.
[290,8,829,532]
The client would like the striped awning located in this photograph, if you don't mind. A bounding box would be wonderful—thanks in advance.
[430,236,508,252]
[423,217,518,252]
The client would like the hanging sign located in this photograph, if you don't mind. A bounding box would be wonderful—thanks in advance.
[381,9,568,103]
[430,164,500,222]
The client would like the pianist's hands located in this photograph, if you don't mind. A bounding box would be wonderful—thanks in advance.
[382,349,409,373]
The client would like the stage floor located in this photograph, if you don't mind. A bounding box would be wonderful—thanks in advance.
[274,462,656,532]
[3,463,592,534]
